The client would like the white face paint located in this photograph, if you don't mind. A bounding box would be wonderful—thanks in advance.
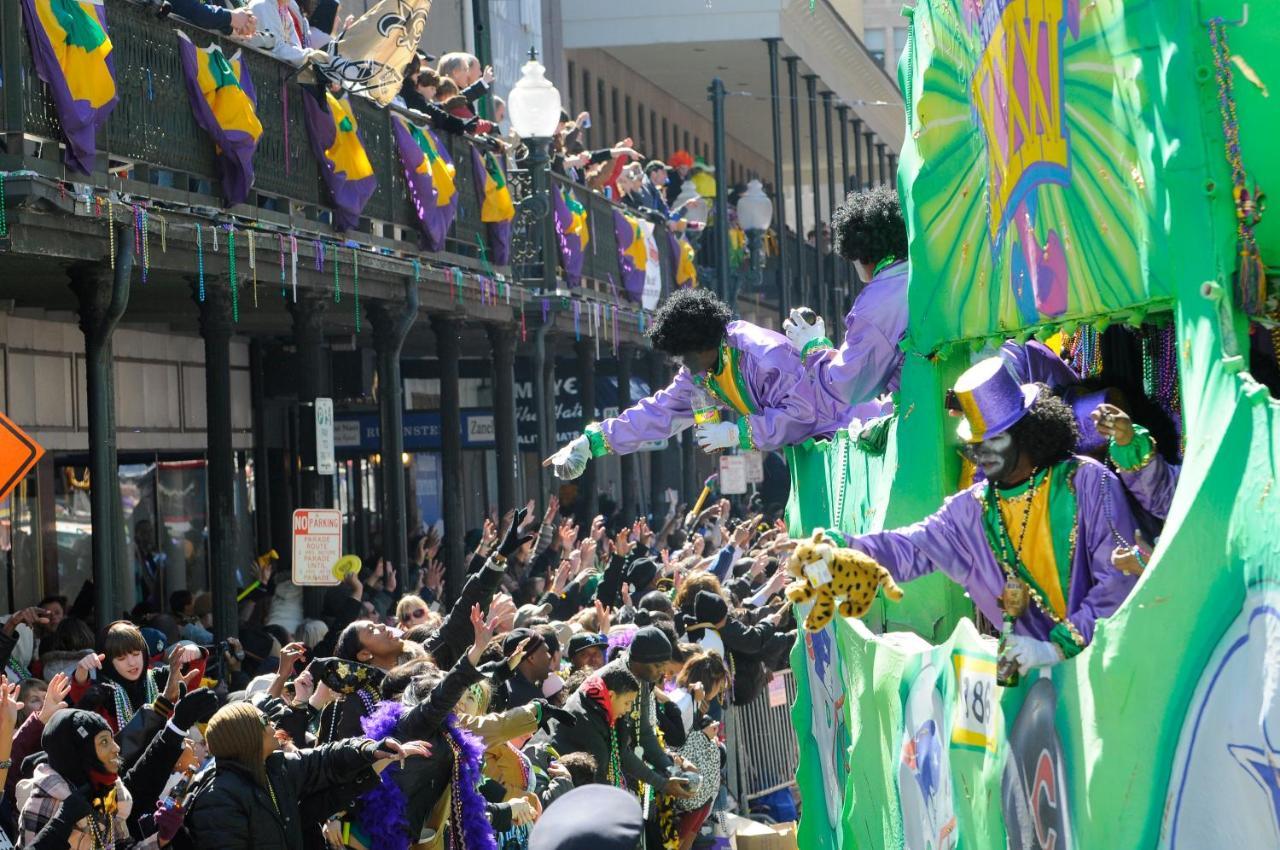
[971,432,1019,484]
[854,261,872,284]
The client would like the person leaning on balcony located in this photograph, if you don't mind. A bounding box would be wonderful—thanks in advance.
[162,0,257,37]
[242,0,330,67]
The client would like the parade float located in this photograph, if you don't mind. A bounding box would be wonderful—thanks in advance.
[786,1,1280,847]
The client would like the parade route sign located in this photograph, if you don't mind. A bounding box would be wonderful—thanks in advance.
[0,412,44,504]
[292,509,343,586]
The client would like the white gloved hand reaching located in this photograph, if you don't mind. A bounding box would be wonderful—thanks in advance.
[544,435,592,480]
[783,307,827,352]
[1002,634,1065,675]
[695,422,739,453]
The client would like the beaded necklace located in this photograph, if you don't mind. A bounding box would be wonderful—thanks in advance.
[1208,18,1267,315]
[109,670,159,731]
[85,805,115,849]
[983,471,1085,649]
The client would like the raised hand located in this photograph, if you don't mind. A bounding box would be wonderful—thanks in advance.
[40,672,72,725]
[543,496,560,525]
[75,652,106,683]
[557,519,579,552]
[498,508,535,558]
[424,559,445,597]
[487,593,517,632]
[613,528,635,559]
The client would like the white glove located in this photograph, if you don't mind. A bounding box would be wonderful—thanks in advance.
[783,307,826,351]
[695,422,739,453]
[546,435,591,480]
[1002,634,1065,675]
[304,48,332,66]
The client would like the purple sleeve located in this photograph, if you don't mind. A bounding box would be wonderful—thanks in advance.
[846,489,984,586]
[808,278,907,407]
[742,360,821,451]
[1068,463,1139,643]
[6,714,44,799]
[598,369,696,455]
[1118,455,1179,521]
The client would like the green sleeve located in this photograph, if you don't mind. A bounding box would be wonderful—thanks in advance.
[1108,423,1156,471]
[583,423,611,458]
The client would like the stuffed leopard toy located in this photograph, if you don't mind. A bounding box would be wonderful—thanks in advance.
[785,529,904,630]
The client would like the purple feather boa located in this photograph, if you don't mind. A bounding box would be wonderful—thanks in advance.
[445,712,497,850]
[358,701,411,850]
[607,626,637,663]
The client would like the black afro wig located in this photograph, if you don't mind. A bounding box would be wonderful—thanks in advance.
[1007,385,1081,470]
[646,288,733,357]
[830,184,909,265]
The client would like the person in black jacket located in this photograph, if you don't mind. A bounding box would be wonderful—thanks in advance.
[543,665,639,786]
[183,701,407,850]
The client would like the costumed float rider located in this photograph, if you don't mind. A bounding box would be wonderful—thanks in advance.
[544,287,855,477]
[837,357,1140,675]
[782,185,1080,420]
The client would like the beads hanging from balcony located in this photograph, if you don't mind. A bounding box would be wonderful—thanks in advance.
[0,173,6,238]
[332,242,341,303]
[227,225,239,323]
[352,246,360,333]
[195,223,205,302]
[248,229,257,308]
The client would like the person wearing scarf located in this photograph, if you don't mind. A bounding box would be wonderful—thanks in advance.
[70,623,206,737]
[16,709,171,849]
[184,700,405,850]
[544,667,640,790]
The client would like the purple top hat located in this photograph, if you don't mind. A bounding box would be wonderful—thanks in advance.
[954,357,1040,444]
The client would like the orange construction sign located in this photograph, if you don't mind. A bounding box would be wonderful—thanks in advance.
[0,412,44,504]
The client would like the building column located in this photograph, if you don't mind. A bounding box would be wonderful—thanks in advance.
[864,131,877,188]
[877,143,888,187]
[541,334,558,502]
[852,117,864,190]
[249,340,273,553]
[431,316,466,601]
[574,339,598,522]
[191,277,240,640]
[888,153,898,185]
[784,57,806,308]
[764,38,790,323]
[286,290,330,616]
[487,323,519,516]
[68,224,133,623]
[532,323,554,504]
[804,74,826,323]
[836,104,853,317]
[616,347,638,520]
[369,277,418,592]
[822,90,838,322]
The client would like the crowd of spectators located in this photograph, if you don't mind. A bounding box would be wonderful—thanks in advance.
[0,486,799,848]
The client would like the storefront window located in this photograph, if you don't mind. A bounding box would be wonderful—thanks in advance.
[0,472,44,609]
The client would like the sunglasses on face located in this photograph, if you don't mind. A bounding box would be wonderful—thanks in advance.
[407,609,428,621]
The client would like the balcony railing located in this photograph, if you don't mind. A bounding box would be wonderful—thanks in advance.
[0,0,786,313]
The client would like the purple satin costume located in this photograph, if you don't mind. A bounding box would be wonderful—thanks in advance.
[845,458,1139,644]
[595,321,857,454]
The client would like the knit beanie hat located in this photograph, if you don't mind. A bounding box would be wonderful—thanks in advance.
[625,558,659,592]
[206,702,268,784]
[692,591,729,628]
[628,626,673,664]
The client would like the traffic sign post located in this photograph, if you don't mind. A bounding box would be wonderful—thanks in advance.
[291,508,343,586]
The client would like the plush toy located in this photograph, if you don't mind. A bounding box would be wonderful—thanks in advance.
[785,529,904,630]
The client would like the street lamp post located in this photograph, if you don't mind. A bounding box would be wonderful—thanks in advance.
[508,48,563,293]
[736,178,773,309]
